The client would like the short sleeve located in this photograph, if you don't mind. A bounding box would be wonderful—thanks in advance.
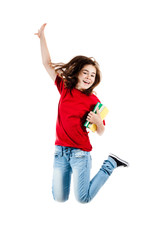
[55,75,65,94]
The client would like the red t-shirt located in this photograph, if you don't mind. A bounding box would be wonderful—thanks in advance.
[54,75,103,151]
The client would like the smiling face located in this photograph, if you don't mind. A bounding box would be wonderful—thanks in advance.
[76,64,96,91]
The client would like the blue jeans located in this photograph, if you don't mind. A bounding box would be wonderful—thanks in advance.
[52,145,117,203]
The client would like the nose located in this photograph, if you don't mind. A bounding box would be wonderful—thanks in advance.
[86,73,91,80]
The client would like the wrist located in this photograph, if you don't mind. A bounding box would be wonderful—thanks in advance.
[40,32,45,39]
[95,119,103,127]
[96,121,105,135]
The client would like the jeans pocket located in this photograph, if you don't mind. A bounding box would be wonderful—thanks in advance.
[74,150,86,158]
[72,150,91,169]
[54,146,62,157]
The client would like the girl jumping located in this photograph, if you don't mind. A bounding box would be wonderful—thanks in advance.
[35,23,129,203]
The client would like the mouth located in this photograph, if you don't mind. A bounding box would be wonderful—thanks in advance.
[83,80,90,85]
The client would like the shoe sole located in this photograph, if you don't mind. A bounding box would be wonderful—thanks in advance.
[109,153,129,167]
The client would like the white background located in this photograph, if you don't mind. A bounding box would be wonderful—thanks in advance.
[0,0,160,239]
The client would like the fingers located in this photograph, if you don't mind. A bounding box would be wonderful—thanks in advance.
[86,110,101,124]
[41,23,47,30]
[86,111,95,122]
[34,23,47,37]
[34,32,40,38]
[88,110,99,117]
[96,109,101,116]
[86,116,91,122]
[41,23,47,31]
[87,111,94,117]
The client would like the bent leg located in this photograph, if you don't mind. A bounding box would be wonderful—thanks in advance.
[71,151,117,203]
[87,157,117,201]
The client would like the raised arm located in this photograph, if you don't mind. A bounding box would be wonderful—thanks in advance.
[35,23,57,83]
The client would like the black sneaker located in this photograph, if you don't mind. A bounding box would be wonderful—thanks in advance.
[109,153,129,167]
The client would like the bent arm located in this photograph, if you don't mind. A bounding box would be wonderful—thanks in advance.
[86,110,105,136]
[96,121,105,136]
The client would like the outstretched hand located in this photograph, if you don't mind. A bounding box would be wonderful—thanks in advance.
[34,23,47,38]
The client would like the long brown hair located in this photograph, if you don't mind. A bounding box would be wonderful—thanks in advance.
[50,55,101,95]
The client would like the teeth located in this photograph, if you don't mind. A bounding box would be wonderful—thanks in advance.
[83,80,89,84]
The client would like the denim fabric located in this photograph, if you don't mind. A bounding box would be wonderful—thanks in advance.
[52,145,117,203]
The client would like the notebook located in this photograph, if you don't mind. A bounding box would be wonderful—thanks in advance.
[84,102,109,132]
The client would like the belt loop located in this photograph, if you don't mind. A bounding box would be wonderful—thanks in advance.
[61,146,63,157]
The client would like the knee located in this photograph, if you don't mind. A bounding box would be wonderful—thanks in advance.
[76,199,90,204]
[54,198,69,203]
[52,180,70,202]
[52,190,69,203]
[53,195,69,203]
[75,195,90,204]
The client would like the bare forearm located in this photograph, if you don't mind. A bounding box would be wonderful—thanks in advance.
[40,32,51,66]
[96,121,105,135]
[35,24,57,82]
